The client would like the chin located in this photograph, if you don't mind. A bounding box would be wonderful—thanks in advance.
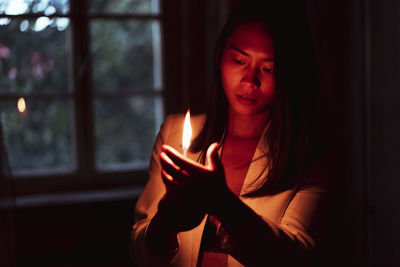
[230,104,271,117]
[233,107,260,116]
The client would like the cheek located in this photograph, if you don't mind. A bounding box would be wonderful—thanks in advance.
[221,61,241,92]
[258,76,275,104]
[261,74,275,93]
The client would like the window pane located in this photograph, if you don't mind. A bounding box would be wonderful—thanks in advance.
[0,18,72,94]
[94,96,163,170]
[88,0,159,15]
[0,98,75,175]
[0,0,69,15]
[90,20,161,92]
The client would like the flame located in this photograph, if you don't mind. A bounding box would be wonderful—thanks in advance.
[17,97,26,113]
[182,110,192,150]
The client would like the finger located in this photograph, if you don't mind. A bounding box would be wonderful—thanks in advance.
[161,170,190,200]
[206,142,221,170]
[161,169,182,191]
[160,152,190,181]
[160,152,184,177]
[161,168,175,185]
[161,145,204,171]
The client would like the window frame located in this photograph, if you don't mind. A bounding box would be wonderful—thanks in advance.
[0,0,165,196]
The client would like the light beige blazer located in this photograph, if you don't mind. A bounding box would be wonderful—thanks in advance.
[131,113,326,267]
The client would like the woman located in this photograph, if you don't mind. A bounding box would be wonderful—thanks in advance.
[131,1,327,266]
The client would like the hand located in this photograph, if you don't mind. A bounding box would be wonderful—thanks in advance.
[146,160,208,256]
[155,184,206,233]
[160,142,230,215]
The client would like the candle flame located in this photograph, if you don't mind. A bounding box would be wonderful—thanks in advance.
[17,97,26,113]
[182,110,192,150]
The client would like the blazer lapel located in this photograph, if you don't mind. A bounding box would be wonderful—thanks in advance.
[240,122,270,196]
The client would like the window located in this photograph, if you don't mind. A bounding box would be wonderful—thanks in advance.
[0,0,164,193]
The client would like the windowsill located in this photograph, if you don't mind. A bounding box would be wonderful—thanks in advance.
[15,186,144,208]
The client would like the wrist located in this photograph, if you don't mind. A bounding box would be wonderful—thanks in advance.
[208,188,237,218]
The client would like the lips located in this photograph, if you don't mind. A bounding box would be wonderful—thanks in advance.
[236,94,256,105]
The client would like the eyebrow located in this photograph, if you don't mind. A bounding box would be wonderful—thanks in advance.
[230,45,274,62]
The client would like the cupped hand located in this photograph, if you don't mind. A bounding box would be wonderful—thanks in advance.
[159,142,230,215]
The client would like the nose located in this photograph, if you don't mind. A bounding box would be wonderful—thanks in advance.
[241,65,261,89]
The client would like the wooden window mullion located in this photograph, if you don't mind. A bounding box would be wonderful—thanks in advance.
[70,0,95,184]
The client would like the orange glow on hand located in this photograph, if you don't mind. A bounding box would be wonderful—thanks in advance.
[17,97,26,113]
[182,110,192,156]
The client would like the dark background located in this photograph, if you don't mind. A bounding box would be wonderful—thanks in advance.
[3,0,400,266]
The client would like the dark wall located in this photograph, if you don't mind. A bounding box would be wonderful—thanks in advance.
[10,0,400,266]
[305,0,400,266]
[370,0,400,266]
[16,198,137,267]
[304,0,367,266]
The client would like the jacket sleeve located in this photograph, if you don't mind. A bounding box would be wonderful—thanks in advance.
[278,184,327,251]
[226,185,328,267]
[268,173,328,266]
[274,184,327,267]
[223,161,328,266]
[278,156,329,253]
[131,115,179,266]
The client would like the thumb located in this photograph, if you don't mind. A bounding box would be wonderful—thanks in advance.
[206,142,221,170]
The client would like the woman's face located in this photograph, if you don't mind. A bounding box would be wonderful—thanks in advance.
[220,20,275,117]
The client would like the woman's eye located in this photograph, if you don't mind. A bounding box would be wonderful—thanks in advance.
[262,67,273,73]
[232,58,245,65]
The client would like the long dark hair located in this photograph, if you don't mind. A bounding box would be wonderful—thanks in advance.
[190,0,322,196]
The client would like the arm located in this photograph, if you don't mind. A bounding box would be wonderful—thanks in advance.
[131,115,206,266]
[212,185,326,267]
[131,116,177,266]
[160,143,327,267]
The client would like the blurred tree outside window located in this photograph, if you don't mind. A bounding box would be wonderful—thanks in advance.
[0,0,164,178]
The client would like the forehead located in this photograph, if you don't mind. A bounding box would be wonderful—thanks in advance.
[226,20,274,56]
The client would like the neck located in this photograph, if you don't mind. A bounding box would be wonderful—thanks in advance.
[227,108,270,139]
